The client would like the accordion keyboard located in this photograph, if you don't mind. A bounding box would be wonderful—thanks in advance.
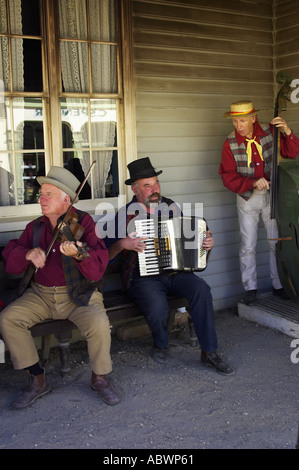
[135,219,160,276]
[134,216,207,276]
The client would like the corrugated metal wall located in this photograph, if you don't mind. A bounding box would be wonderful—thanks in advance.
[132,0,299,310]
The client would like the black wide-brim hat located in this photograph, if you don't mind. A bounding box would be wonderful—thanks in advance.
[125,157,162,185]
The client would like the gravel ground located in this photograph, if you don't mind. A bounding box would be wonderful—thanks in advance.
[0,307,298,452]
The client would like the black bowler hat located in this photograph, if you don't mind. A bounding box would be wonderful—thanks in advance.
[125,157,162,185]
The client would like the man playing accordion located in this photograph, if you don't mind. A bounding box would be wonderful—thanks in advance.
[105,157,233,375]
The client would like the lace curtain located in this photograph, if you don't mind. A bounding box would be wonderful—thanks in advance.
[0,0,24,205]
[59,0,117,198]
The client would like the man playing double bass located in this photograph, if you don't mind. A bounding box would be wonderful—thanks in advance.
[0,166,121,408]
[219,100,299,306]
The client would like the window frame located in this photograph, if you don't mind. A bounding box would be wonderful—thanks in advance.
[0,0,136,219]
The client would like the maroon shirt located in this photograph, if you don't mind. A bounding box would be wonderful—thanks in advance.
[3,210,108,287]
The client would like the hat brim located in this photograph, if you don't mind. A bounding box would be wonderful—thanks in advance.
[37,176,78,201]
[223,109,260,118]
[125,170,163,185]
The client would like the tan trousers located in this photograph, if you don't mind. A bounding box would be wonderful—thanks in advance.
[0,282,112,375]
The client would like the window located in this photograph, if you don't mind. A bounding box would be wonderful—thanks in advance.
[0,0,44,206]
[0,0,130,209]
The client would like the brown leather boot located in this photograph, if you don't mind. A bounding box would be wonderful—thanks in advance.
[91,372,121,406]
[12,373,52,410]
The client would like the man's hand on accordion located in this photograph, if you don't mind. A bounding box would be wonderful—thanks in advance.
[107,232,148,260]
[202,230,214,251]
[125,232,148,253]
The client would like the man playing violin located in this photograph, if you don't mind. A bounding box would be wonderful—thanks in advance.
[219,101,299,306]
[0,166,121,408]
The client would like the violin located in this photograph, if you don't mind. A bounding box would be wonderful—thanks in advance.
[44,161,96,261]
[17,162,96,297]
[56,210,90,259]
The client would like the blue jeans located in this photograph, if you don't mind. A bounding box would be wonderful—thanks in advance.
[126,272,218,351]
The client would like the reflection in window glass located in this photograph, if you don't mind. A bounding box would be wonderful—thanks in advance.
[92,149,119,198]
[0,99,11,151]
[13,98,44,150]
[21,151,45,204]
[61,98,117,199]
[90,99,116,147]
[61,99,89,148]
[0,98,45,205]
[0,154,15,205]
[0,98,13,204]
[64,154,91,200]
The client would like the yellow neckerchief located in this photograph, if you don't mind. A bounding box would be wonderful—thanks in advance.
[245,136,263,167]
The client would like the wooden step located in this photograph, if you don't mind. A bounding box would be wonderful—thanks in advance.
[238,292,299,338]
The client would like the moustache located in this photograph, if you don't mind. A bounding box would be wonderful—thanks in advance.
[144,193,162,206]
[149,192,160,199]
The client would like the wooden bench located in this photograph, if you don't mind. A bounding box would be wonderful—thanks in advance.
[0,252,192,375]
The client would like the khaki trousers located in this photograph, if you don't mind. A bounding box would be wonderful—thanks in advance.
[0,282,112,375]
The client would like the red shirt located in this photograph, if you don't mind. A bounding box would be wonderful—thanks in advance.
[219,121,299,194]
[2,210,108,287]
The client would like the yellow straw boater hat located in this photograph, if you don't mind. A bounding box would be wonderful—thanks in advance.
[223,100,259,118]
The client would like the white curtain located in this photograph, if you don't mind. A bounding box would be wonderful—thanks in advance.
[0,0,24,205]
[59,0,117,198]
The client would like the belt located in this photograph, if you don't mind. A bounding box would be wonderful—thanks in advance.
[34,282,68,290]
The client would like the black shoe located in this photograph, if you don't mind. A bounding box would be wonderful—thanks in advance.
[152,347,168,364]
[243,289,257,306]
[201,351,234,375]
[273,288,291,300]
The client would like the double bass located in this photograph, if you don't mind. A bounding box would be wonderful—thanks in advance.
[270,72,299,299]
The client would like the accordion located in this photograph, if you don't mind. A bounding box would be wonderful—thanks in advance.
[134,216,207,276]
